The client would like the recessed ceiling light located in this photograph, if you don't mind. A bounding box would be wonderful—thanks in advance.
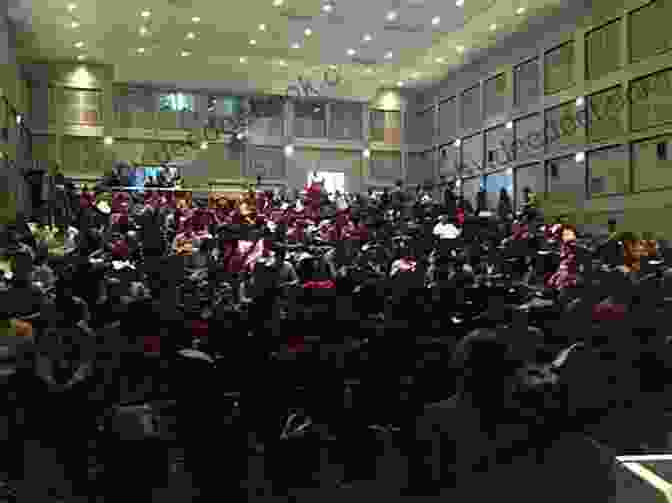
[489,23,497,30]
[259,23,266,31]
[140,10,151,18]
[191,16,201,22]
[77,54,86,60]
[456,45,465,53]
[139,26,149,36]
[291,42,301,49]
[363,33,372,42]
[384,51,393,59]
[456,0,464,6]
[329,64,338,70]
[304,28,312,36]
[74,41,84,48]
[397,81,405,87]
[412,72,421,79]
[70,21,80,28]
[249,39,257,45]
[516,7,526,14]
[137,47,145,53]
[67,3,77,11]
[365,67,374,74]
[506,121,513,129]
[435,57,445,63]
[181,50,191,57]
[386,11,398,21]
[273,0,284,6]
[240,57,247,63]
[104,136,115,145]
[186,32,196,39]
[432,16,441,25]
[278,60,287,66]
[347,48,356,56]
[322,3,333,13]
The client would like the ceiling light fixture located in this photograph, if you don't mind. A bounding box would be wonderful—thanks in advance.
[329,64,338,70]
[137,47,145,53]
[412,72,421,79]
[67,3,77,11]
[516,7,526,14]
[192,16,201,22]
[139,26,149,36]
[273,0,284,6]
[363,33,372,42]
[432,16,441,26]
[284,144,294,157]
[489,23,497,30]
[365,67,373,73]
[304,28,312,36]
[576,96,585,107]
[278,60,287,66]
[200,142,208,150]
[70,21,80,28]
[456,0,464,6]
[397,81,405,87]
[291,42,300,49]
[74,41,84,48]
[456,45,465,53]
[249,39,257,45]
[258,23,266,31]
[363,148,371,158]
[347,48,356,56]
[104,136,115,145]
[77,54,86,60]
[386,11,398,21]
[186,32,196,39]
[240,57,247,63]
[181,50,191,57]
[384,51,393,59]
[435,57,445,63]
[575,152,585,163]
[140,10,151,17]
[506,121,513,129]
[454,138,461,147]
[322,2,334,13]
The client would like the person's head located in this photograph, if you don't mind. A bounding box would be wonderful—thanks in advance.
[438,214,450,225]
[619,231,646,268]
[395,179,403,189]
[560,224,577,243]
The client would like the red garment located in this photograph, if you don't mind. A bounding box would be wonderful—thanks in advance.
[545,240,577,290]
[111,239,130,259]
[111,192,131,214]
[303,280,335,289]
[456,208,465,226]
[592,303,627,322]
[190,320,209,341]
[287,335,305,353]
[511,223,530,241]
[79,191,95,210]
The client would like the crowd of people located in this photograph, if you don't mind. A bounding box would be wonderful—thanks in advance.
[1,171,672,502]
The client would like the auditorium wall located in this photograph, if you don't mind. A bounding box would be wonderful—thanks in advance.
[410,0,672,235]
[21,64,405,193]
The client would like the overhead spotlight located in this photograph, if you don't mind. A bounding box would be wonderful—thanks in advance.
[192,16,201,22]
[329,64,338,70]
[304,28,312,36]
[454,139,461,147]
[456,45,465,53]
[365,67,374,74]
[489,23,497,30]
[363,148,371,158]
[15,114,22,125]
[432,16,441,26]
[249,39,257,45]
[77,54,86,60]
[104,136,115,145]
[575,152,585,163]
[506,121,513,129]
[363,33,372,42]
[67,3,77,11]
[384,51,393,59]
[397,81,405,87]
[70,21,80,28]
[236,132,246,140]
[322,2,334,13]
[259,23,267,31]
[186,32,196,39]
[386,11,398,21]
[347,48,356,56]
[411,72,421,79]
[200,141,208,150]
[140,10,151,17]
[139,26,149,36]
[137,47,145,53]
[291,42,301,49]
[516,7,526,14]
[284,144,294,157]
[456,0,464,6]
[435,57,445,63]
[181,50,191,57]
[278,60,287,66]
[273,0,284,6]
[576,96,585,107]
[240,57,248,63]
[74,41,84,48]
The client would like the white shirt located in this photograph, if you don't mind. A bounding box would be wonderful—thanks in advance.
[433,222,461,240]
